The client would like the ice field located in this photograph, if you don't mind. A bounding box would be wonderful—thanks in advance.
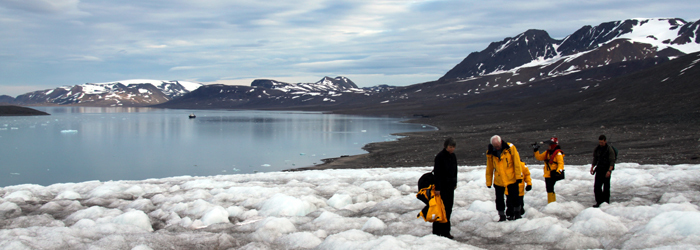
[1,163,699,249]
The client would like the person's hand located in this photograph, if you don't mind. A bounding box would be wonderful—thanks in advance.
[590,166,595,175]
[434,190,441,196]
[531,143,539,152]
[525,185,532,191]
[606,171,611,178]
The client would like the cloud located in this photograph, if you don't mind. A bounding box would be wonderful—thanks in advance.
[67,55,103,62]
[0,0,86,15]
[1,0,700,93]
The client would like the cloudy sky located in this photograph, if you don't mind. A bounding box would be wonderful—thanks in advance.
[1,0,698,96]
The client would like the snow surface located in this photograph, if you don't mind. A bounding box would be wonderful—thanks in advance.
[1,163,699,249]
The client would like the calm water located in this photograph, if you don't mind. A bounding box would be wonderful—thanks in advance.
[0,107,434,187]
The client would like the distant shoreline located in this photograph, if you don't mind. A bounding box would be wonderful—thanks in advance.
[288,109,700,171]
[0,105,49,116]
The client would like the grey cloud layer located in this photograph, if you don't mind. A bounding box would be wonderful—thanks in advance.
[0,0,698,96]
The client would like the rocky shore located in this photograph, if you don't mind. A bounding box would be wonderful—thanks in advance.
[291,110,700,172]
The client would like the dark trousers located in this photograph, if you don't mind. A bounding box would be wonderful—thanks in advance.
[433,188,454,236]
[594,171,611,204]
[545,178,557,193]
[517,195,524,214]
[494,184,519,216]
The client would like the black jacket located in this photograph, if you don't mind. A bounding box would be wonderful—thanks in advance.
[433,149,458,191]
[593,144,616,173]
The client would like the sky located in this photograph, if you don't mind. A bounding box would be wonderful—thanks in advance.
[1,0,699,97]
[1,164,699,249]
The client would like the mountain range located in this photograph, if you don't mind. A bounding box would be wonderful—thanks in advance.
[2,18,699,115]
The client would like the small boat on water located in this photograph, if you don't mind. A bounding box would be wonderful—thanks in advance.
[189,113,196,119]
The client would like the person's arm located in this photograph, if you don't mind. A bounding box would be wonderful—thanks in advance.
[607,145,616,171]
[510,144,523,181]
[554,152,565,172]
[524,166,532,186]
[534,150,546,161]
[590,148,598,175]
[433,152,446,192]
[485,153,494,188]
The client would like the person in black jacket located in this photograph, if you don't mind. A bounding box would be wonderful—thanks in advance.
[590,135,616,207]
[432,137,458,239]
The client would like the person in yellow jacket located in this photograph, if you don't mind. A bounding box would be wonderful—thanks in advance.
[533,137,565,203]
[486,135,523,222]
[504,161,532,220]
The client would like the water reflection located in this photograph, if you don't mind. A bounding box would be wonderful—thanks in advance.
[0,108,435,186]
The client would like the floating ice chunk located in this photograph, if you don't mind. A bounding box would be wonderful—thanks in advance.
[112,210,153,231]
[60,130,78,133]
[261,164,271,167]
[327,194,353,209]
[361,130,367,132]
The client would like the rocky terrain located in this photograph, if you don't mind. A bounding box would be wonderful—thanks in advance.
[293,50,700,171]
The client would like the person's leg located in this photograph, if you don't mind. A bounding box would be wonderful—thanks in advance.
[594,172,604,206]
[506,183,520,220]
[519,195,525,215]
[494,185,506,221]
[545,178,556,203]
[603,173,611,204]
[442,189,454,237]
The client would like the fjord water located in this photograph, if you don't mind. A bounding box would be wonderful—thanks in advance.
[0,107,434,187]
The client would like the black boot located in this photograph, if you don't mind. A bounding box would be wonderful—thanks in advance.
[498,211,506,222]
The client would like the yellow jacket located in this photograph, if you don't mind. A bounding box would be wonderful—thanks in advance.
[486,142,523,187]
[518,165,532,196]
[505,163,532,196]
[534,146,565,178]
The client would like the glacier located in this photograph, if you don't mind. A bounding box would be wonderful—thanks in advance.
[0,163,698,249]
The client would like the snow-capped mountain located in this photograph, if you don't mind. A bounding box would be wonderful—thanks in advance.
[251,76,363,94]
[13,80,202,107]
[158,76,384,109]
[441,18,700,82]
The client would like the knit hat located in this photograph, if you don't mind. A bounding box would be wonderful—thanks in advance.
[550,137,559,144]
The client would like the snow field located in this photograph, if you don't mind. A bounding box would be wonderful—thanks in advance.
[0,163,699,249]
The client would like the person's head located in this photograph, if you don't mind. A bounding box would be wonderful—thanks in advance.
[549,137,558,149]
[444,137,456,153]
[598,135,607,146]
[490,135,502,150]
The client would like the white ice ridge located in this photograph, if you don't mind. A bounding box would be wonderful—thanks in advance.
[1,163,699,249]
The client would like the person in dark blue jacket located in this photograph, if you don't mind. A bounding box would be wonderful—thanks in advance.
[432,137,458,239]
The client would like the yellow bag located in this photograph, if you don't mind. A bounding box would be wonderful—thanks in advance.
[417,189,448,223]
